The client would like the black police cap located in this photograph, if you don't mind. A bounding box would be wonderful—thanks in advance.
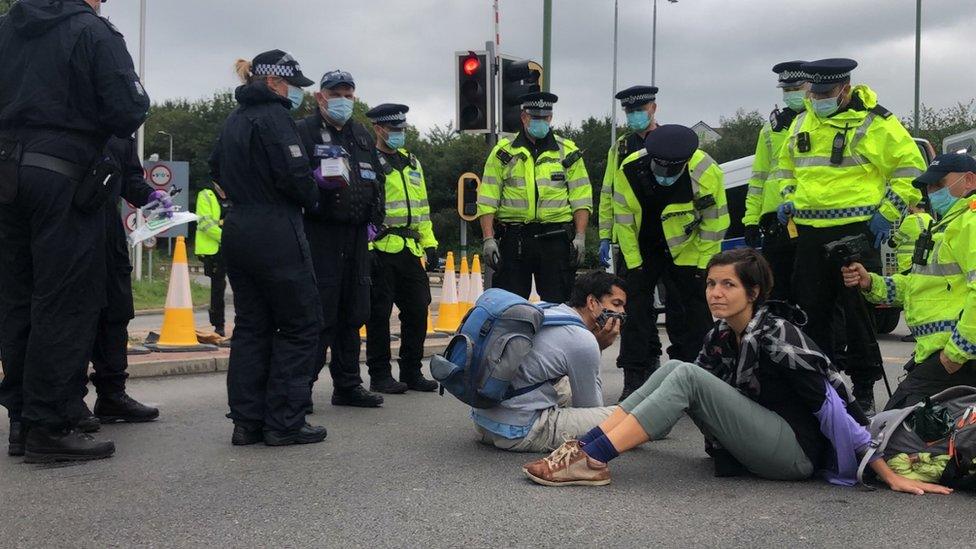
[520,92,558,115]
[250,50,314,87]
[644,124,699,165]
[913,153,976,188]
[771,60,808,88]
[366,103,410,128]
[802,58,858,93]
[320,69,356,90]
[615,85,658,108]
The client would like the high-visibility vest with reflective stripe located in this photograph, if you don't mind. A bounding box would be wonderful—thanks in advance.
[743,118,791,225]
[372,148,438,256]
[776,85,924,228]
[891,211,933,273]
[194,188,221,257]
[599,132,639,240]
[477,133,592,223]
[612,149,729,269]
[864,198,976,364]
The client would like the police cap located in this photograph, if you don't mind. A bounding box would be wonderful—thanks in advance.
[645,124,699,175]
[802,58,857,93]
[913,153,976,188]
[366,103,409,128]
[520,92,558,116]
[320,69,356,90]
[615,85,658,109]
[250,50,314,87]
[772,60,808,88]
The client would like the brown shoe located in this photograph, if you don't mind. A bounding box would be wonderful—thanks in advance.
[522,440,611,486]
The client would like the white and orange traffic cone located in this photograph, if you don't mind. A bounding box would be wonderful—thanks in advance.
[458,255,472,315]
[528,275,541,303]
[146,236,217,352]
[434,252,462,333]
[470,254,485,302]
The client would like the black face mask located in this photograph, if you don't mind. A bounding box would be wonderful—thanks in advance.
[595,308,627,328]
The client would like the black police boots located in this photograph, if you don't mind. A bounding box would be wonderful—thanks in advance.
[23,427,115,463]
[618,368,651,403]
[231,423,264,446]
[370,376,408,394]
[8,421,25,457]
[94,392,160,423]
[263,423,328,446]
[401,372,438,392]
[331,385,384,407]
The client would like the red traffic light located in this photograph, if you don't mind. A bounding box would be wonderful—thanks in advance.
[462,55,481,76]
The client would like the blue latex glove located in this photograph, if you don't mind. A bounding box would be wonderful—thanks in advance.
[598,239,611,267]
[776,201,794,225]
[868,212,893,249]
[148,190,174,218]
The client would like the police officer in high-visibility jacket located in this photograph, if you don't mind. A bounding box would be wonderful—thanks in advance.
[743,61,808,301]
[891,207,933,274]
[609,124,729,398]
[194,183,231,336]
[363,104,439,395]
[478,92,592,302]
[776,58,925,411]
[843,154,976,410]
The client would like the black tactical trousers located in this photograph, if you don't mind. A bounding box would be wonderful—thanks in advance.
[366,248,431,380]
[792,221,883,387]
[759,213,797,303]
[88,313,129,397]
[493,222,574,303]
[305,221,371,390]
[201,251,227,330]
[617,248,713,370]
[885,354,976,411]
[0,166,105,428]
[223,208,321,432]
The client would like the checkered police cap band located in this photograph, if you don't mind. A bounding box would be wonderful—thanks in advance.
[253,53,301,78]
[778,70,809,82]
[622,93,656,105]
[372,112,407,123]
[521,99,553,110]
[810,71,851,83]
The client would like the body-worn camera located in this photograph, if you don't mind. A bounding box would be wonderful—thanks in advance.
[823,233,871,266]
[912,229,935,266]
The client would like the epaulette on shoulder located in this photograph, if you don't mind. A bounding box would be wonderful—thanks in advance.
[870,104,893,119]
[495,148,514,165]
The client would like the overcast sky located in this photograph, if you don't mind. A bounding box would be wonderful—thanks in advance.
[103,0,976,133]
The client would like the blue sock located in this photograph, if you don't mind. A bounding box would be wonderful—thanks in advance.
[582,434,620,464]
[578,426,604,446]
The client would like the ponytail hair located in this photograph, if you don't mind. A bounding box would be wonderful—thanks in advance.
[234,58,253,84]
[705,247,774,308]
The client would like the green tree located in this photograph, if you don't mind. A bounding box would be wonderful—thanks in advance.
[701,109,765,163]
[0,0,12,16]
[903,100,976,152]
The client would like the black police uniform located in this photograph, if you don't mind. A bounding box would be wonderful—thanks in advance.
[760,105,802,302]
[0,0,149,433]
[208,79,322,434]
[295,113,384,395]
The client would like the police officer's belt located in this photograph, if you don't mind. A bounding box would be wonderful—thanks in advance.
[377,226,422,241]
[20,152,87,181]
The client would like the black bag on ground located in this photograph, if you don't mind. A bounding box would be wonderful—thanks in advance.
[0,136,22,205]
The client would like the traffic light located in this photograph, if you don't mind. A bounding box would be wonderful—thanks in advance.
[455,51,489,133]
[457,172,481,221]
[500,58,543,134]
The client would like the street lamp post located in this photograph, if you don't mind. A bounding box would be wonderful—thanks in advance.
[651,0,678,86]
[913,0,921,136]
[157,130,173,161]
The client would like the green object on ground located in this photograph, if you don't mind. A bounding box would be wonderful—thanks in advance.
[887,453,951,482]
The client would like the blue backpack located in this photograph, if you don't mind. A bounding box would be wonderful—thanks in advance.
[429,288,586,408]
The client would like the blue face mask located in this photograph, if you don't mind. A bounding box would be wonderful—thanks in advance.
[385,130,405,150]
[811,95,840,118]
[626,110,651,132]
[656,174,680,186]
[327,97,354,123]
[928,176,965,216]
[286,86,304,111]
[527,118,550,139]
[783,90,806,111]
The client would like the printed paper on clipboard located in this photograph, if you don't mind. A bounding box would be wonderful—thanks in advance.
[127,209,199,247]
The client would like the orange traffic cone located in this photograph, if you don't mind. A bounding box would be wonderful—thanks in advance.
[146,236,217,352]
[359,324,367,339]
[458,255,472,314]
[470,254,484,302]
[528,275,541,303]
[420,255,436,335]
[434,252,462,333]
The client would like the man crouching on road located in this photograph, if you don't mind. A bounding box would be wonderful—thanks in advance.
[473,271,627,452]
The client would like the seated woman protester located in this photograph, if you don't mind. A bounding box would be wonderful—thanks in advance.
[522,248,952,495]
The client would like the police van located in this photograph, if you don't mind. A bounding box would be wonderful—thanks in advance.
[718,137,936,334]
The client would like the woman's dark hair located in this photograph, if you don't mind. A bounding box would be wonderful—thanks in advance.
[705,248,774,307]
[567,270,627,307]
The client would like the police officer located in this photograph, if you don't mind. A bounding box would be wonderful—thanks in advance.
[608,125,729,398]
[598,85,674,400]
[209,50,327,446]
[891,206,933,275]
[743,61,808,301]
[844,153,976,409]
[0,0,148,462]
[364,104,439,394]
[478,92,592,302]
[194,182,231,336]
[296,70,385,408]
[776,58,925,411]
[77,135,168,428]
